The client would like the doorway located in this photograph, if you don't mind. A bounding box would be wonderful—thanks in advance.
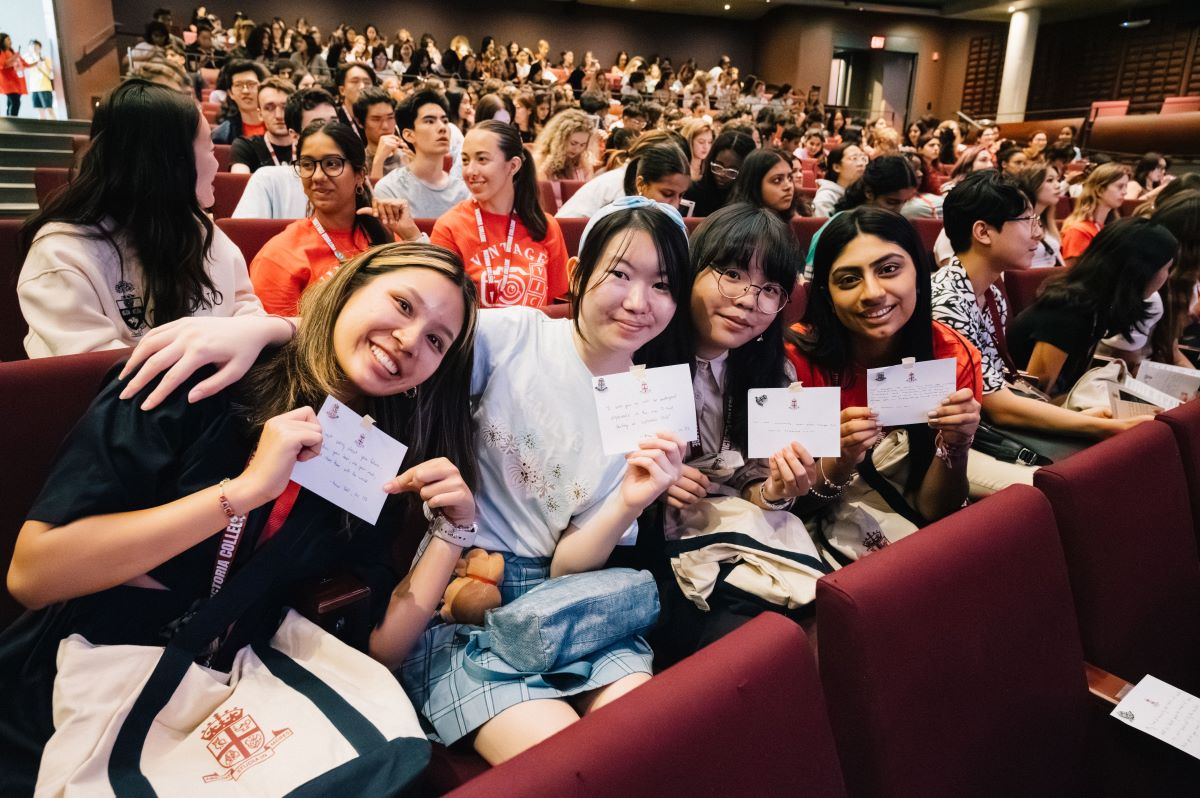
[829,48,916,128]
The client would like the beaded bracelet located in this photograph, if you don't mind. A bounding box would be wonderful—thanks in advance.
[934,431,974,469]
[429,515,478,548]
[757,481,795,511]
[217,478,245,521]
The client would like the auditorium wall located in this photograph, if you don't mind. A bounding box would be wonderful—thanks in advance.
[108,0,756,72]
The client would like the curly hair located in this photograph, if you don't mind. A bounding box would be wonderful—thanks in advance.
[532,108,597,181]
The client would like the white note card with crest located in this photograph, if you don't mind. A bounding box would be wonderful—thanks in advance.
[866,357,958,427]
[592,364,697,455]
[747,387,842,458]
[1111,674,1200,761]
[290,395,409,525]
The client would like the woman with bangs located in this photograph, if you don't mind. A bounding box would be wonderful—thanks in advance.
[785,208,982,563]
[107,198,694,764]
[651,203,828,662]
[1,243,480,793]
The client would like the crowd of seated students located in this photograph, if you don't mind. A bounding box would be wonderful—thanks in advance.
[5,6,1200,793]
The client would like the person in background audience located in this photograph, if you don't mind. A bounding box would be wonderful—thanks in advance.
[729,148,796,222]
[1014,165,1064,268]
[785,207,982,557]
[290,32,329,83]
[353,86,406,179]
[334,62,377,139]
[1023,130,1048,164]
[211,59,267,143]
[1126,152,1171,201]
[799,128,827,169]
[249,120,425,315]
[1061,162,1128,265]
[229,76,296,173]
[1055,125,1081,161]
[375,89,469,219]
[432,120,568,307]
[1149,191,1200,370]
[18,79,264,357]
[680,118,714,181]
[650,203,822,664]
[684,129,756,217]
[1,242,479,796]
[185,20,228,75]
[232,87,339,219]
[620,140,692,208]
[556,130,690,218]
[939,144,994,194]
[811,143,866,217]
[931,171,1154,450]
[534,108,596,181]
[1133,171,1200,217]
[1009,218,1177,396]
[902,143,945,220]
[130,20,172,68]
[996,145,1028,176]
[26,40,55,120]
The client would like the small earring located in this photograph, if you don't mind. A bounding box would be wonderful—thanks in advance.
[757,334,764,342]
[405,386,418,399]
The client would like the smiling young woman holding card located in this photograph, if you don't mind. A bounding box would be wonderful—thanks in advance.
[784,207,983,563]
[107,197,692,766]
[0,244,479,792]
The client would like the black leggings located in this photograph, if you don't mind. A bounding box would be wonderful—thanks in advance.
[5,93,19,116]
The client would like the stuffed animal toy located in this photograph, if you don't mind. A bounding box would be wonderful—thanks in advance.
[439,548,505,625]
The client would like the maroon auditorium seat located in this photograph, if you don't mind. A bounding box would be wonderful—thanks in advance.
[559,179,585,204]
[1055,194,1072,220]
[557,216,586,258]
[537,180,560,213]
[1034,421,1200,694]
[0,219,28,362]
[792,216,825,255]
[1155,400,1200,544]
[1003,268,1054,320]
[0,349,128,627]
[783,279,809,326]
[213,143,233,172]
[211,172,250,219]
[817,485,1091,797]
[444,614,846,798]
[215,217,290,263]
[33,166,70,206]
[910,218,942,257]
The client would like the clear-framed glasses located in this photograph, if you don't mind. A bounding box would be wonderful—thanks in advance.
[231,80,260,92]
[1011,213,1044,233]
[295,155,348,179]
[712,267,789,315]
[709,163,740,180]
[846,154,869,165]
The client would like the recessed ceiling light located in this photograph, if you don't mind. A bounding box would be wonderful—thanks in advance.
[724,3,731,9]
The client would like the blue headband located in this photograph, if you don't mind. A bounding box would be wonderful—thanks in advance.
[577,195,689,253]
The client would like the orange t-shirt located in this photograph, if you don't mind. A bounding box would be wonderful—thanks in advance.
[1060,219,1101,260]
[430,200,568,308]
[241,120,267,138]
[249,218,376,315]
[784,320,984,410]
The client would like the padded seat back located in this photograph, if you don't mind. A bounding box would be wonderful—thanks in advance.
[215,217,291,263]
[817,485,1090,797]
[1004,268,1054,321]
[910,218,942,257]
[559,179,585,204]
[34,166,70,206]
[1,219,27,362]
[445,613,846,797]
[792,216,825,255]
[0,349,128,627]
[211,172,250,220]
[213,143,232,172]
[1034,421,1200,693]
[1155,400,1200,545]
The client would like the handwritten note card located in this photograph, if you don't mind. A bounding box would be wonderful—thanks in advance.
[290,396,409,525]
[592,364,697,455]
[1111,674,1200,761]
[1138,360,1200,404]
[866,357,957,427]
[747,387,841,458]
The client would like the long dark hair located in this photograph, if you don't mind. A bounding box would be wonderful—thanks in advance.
[834,155,917,212]
[1149,191,1200,363]
[1036,216,1178,343]
[297,120,391,245]
[691,203,798,451]
[22,79,218,326]
[1133,152,1168,190]
[474,119,548,241]
[786,208,937,491]
[728,148,790,215]
[244,242,479,496]
[621,141,690,196]
[569,204,692,369]
[696,129,755,195]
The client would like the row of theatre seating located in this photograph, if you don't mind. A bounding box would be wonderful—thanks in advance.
[1,345,1197,795]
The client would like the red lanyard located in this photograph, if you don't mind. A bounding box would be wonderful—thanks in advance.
[208,481,300,598]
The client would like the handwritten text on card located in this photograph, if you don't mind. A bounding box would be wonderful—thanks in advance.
[866,358,957,427]
[747,387,842,458]
[592,364,697,455]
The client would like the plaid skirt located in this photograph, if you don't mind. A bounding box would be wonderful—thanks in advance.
[397,554,654,745]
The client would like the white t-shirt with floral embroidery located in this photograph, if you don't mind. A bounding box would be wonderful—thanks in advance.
[470,307,636,558]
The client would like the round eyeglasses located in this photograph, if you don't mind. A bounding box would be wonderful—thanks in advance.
[295,156,348,179]
[712,267,789,315]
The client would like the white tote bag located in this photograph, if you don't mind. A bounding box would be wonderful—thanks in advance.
[36,610,429,798]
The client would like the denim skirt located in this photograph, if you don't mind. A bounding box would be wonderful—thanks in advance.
[398,553,653,745]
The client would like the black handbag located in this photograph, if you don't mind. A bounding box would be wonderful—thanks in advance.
[972,421,1054,466]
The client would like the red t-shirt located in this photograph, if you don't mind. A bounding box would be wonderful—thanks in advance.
[784,320,985,410]
[249,219,377,315]
[241,120,267,138]
[431,200,568,308]
[1060,219,1101,260]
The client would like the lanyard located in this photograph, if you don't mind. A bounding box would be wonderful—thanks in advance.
[473,200,517,283]
[311,216,347,263]
[691,361,735,463]
[207,480,299,598]
[267,140,297,166]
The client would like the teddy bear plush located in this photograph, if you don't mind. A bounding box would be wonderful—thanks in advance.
[439,548,505,625]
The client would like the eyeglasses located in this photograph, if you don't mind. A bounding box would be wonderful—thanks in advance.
[231,80,260,92]
[1010,214,1044,233]
[295,156,349,178]
[709,163,740,180]
[846,154,869,165]
[711,267,789,315]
